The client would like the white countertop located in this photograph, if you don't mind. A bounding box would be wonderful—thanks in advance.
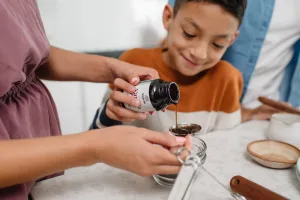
[199,121,300,199]
[32,121,300,199]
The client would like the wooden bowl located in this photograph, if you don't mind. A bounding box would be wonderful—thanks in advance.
[247,140,300,169]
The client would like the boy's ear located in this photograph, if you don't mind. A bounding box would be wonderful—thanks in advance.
[229,31,240,46]
[162,4,174,31]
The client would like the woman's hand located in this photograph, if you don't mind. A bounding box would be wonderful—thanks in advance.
[84,126,192,176]
[105,77,167,122]
[105,57,161,121]
[106,78,147,122]
[108,58,159,85]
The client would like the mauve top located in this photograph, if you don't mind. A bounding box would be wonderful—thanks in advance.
[0,0,62,199]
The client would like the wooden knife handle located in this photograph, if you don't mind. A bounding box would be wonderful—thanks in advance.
[258,96,300,115]
[230,175,289,200]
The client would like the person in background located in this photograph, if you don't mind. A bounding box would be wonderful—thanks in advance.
[225,0,300,121]
[0,1,191,199]
[170,0,300,121]
[91,0,247,134]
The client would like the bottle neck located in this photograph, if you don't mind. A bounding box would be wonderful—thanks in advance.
[159,82,180,104]
[151,80,180,106]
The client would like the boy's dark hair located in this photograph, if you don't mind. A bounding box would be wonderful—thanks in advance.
[173,0,247,25]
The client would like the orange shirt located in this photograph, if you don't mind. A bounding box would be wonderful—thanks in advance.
[103,47,243,133]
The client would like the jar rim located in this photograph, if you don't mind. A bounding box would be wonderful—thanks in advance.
[191,136,207,154]
[169,123,202,136]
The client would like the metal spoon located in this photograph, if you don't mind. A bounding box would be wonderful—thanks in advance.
[201,167,248,200]
[231,192,248,200]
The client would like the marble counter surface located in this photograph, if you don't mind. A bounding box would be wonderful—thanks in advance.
[32,121,300,199]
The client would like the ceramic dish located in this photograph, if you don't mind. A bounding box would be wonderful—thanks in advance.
[296,158,300,181]
[267,113,300,148]
[247,140,300,169]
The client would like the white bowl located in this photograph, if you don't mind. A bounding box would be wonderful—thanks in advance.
[247,140,300,169]
[267,113,300,148]
[296,158,300,181]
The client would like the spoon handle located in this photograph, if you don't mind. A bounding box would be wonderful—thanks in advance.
[230,175,289,200]
[258,96,300,115]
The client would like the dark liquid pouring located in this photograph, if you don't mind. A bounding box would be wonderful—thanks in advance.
[176,104,178,130]
[173,105,202,136]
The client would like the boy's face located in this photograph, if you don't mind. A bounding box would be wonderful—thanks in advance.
[162,2,239,76]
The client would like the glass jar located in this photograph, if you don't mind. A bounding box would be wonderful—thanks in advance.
[153,123,207,187]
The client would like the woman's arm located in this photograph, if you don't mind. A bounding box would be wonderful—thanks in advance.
[36,46,158,84]
[0,126,187,188]
[0,133,91,188]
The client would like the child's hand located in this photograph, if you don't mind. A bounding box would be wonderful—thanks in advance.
[106,78,147,122]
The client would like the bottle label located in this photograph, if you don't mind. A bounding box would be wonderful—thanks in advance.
[123,80,155,112]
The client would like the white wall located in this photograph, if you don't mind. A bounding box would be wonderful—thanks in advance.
[37,0,167,134]
[38,0,167,52]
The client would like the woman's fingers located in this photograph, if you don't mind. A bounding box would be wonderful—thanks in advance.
[153,165,181,175]
[114,78,136,93]
[143,130,186,147]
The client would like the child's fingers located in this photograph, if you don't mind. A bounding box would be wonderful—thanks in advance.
[106,108,123,121]
[106,99,147,121]
[106,109,135,122]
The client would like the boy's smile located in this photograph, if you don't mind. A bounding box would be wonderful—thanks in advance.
[162,2,240,76]
[182,54,199,67]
